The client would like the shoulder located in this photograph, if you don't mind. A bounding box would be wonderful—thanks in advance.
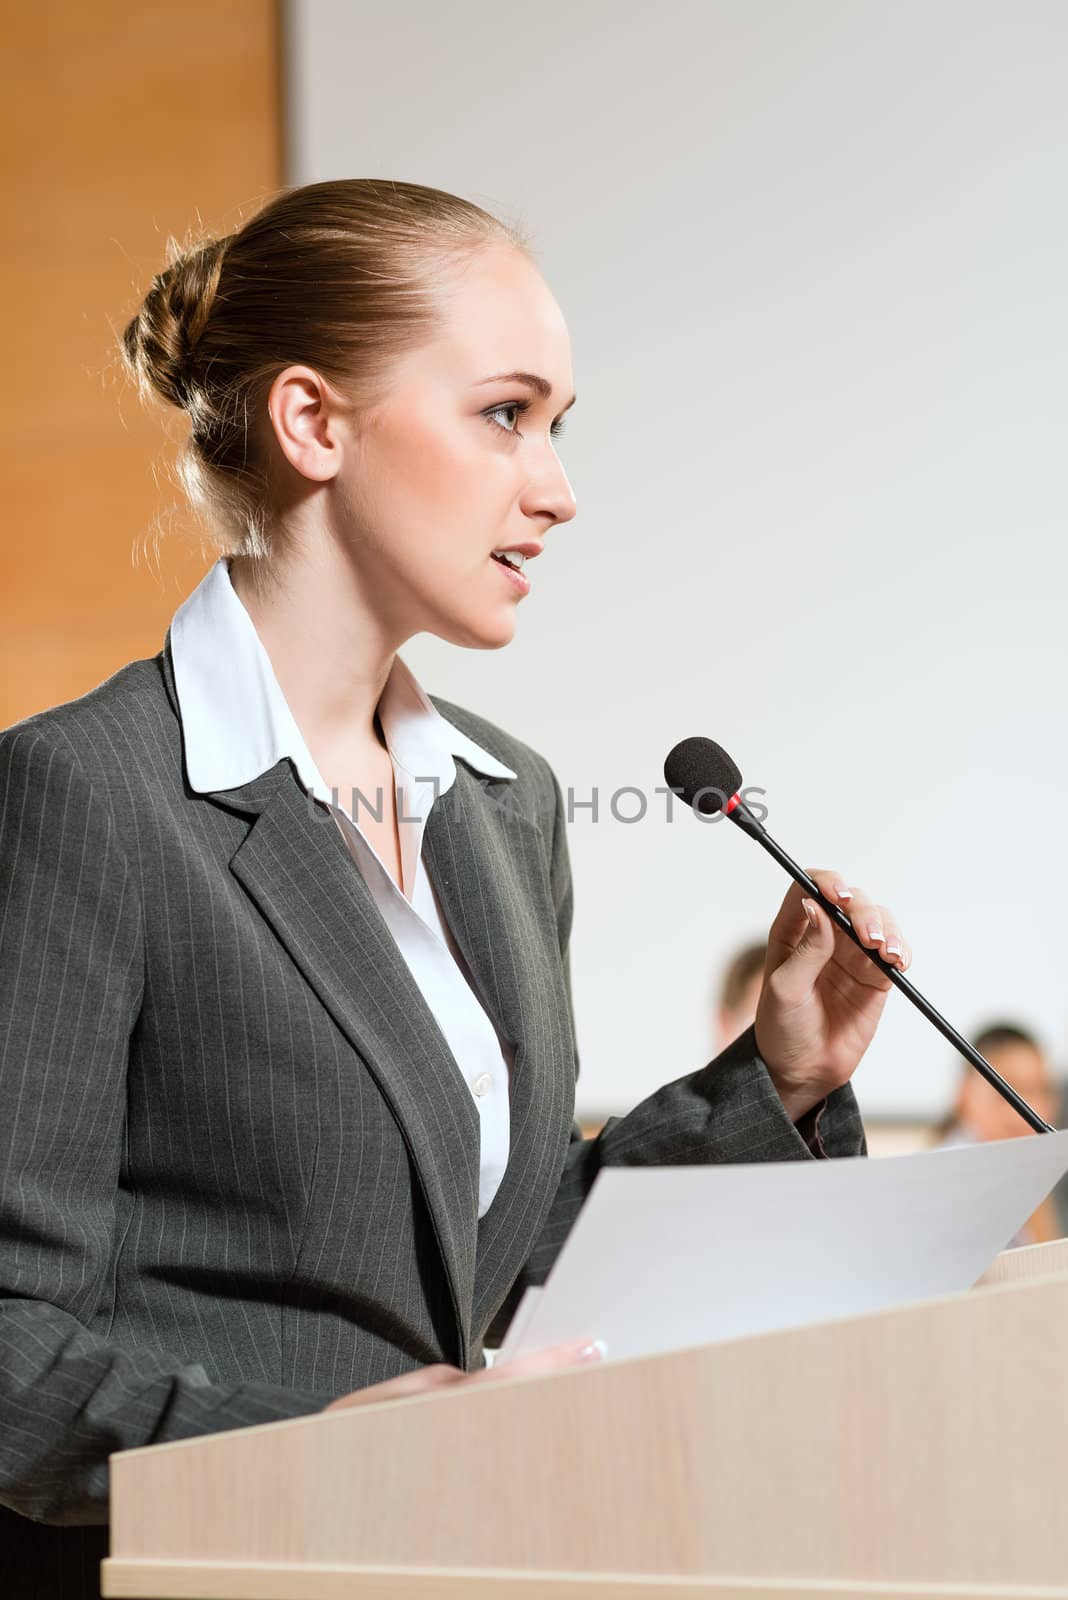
[0,652,175,796]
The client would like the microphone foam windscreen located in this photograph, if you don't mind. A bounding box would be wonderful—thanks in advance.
[663,737,743,815]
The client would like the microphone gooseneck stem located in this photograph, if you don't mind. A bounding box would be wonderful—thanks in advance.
[726,801,1055,1135]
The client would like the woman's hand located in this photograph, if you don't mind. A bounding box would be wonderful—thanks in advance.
[753,869,911,1124]
[321,1335,606,1413]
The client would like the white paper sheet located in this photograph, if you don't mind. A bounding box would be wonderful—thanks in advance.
[499,1129,1068,1365]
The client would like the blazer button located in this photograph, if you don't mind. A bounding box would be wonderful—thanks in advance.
[471,1072,493,1098]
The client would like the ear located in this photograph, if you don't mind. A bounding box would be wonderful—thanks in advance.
[265,364,348,483]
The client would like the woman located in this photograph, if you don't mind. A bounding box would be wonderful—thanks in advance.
[0,179,910,1590]
[935,1022,1061,1247]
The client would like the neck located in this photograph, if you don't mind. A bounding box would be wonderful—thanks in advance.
[227,536,403,758]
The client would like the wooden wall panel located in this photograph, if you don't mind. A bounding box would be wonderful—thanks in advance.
[0,0,282,726]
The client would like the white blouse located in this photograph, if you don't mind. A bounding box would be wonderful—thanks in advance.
[170,557,517,1219]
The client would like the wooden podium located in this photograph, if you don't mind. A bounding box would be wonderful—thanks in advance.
[101,1239,1068,1599]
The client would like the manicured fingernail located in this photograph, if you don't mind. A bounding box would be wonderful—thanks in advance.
[802,898,819,927]
[885,941,901,957]
[834,882,852,900]
[578,1339,608,1362]
[867,922,884,943]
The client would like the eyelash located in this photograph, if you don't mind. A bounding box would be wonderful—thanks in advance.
[483,399,568,441]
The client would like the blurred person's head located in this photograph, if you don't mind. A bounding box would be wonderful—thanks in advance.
[121,179,576,653]
[951,1022,1059,1141]
[712,941,767,1052]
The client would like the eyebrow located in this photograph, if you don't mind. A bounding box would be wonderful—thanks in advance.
[474,371,577,414]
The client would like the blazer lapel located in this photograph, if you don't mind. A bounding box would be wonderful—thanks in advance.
[422,765,577,1332]
[222,773,482,1364]
[159,632,574,1362]
[161,631,483,1362]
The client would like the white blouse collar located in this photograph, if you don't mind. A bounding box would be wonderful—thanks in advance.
[169,558,517,801]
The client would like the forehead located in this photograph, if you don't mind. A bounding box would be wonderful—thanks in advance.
[984,1041,1049,1081]
[427,247,572,384]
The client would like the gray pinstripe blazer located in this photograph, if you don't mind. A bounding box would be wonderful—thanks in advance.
[0,632,864,1592]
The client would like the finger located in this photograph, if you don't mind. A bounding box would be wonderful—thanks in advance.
[473,1336,607,1384]
[844,901,910,971]
[766,869,854,965]
[805,868,857,912]
[323,1363,465,1411]
[803,871,911,970]
[803,873,889,949]
[825,904,912,987]
[877,911,910,970]
[393,1362,466,1392]
[806,869,892,942]
[767,872,912,977]
[856,894,910,969]
[765,894,836,1006]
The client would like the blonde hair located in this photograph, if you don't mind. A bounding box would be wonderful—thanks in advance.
[121,179,531,565]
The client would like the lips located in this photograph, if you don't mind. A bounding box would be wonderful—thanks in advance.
[490,552,532,595]
[490,541,544,566]
[491,551,526,573]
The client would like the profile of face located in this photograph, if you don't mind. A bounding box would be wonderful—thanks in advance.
[957,1041,1059,1141]
[266,244,577,650]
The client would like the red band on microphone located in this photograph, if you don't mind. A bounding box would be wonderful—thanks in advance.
[725,792,741,815]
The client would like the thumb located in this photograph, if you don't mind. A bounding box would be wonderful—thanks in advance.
[477,1336,607,1384]
[773,897,835,1002]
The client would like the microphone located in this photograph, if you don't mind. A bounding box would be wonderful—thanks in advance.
[663,735,1055,1135]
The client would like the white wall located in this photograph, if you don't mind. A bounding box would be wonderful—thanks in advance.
[286,0,1068,1119]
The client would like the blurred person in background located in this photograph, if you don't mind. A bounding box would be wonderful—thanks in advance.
[712,940,767,1052]
[936,1022,1062,1246]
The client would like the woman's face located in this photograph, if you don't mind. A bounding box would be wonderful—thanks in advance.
[336,244,577,649]
[958,1041,1059,1140]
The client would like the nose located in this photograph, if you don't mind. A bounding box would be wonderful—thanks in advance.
[519,447,578,529]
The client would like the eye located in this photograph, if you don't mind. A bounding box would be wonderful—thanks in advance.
[483,399,567,441]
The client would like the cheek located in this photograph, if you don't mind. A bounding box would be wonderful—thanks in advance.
[381,414,494,511]
[409,468,514,582]
[348,413,517,589]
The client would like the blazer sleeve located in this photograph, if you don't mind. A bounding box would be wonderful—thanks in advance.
[487,765,866,1341]
[0,727,333,1527]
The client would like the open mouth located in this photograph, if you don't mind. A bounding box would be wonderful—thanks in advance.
[490,551,525,574]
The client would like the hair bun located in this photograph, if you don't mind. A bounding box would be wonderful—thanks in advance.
[122,234,232,411]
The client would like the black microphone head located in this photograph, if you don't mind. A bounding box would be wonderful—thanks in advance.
[663,737,743,816]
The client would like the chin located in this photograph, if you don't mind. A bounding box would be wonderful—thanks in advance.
[413,562,524,649]
[435,605,519,652]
